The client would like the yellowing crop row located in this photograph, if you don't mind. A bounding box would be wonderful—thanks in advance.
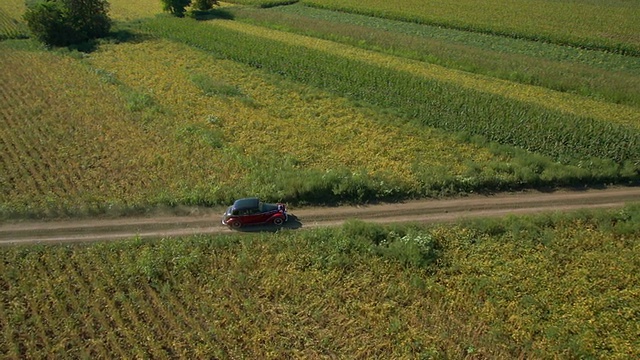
[0,49,174,210]
[86,39,499,183]
[0,0,24,20]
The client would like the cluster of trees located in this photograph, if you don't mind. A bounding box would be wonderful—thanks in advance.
[23,0,218,47]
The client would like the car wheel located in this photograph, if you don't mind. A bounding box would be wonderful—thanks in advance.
[273,217,284,226]
[231,220,242,228]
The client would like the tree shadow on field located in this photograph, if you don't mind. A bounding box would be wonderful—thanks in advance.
[108,28,152,44]
[191,8,235,21]
[62,28,152,54]
[233,214,303,233]
[66,39,99,53]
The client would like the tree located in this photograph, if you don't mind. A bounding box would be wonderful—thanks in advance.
[192,0,219,11]
[24,0,111,47]
[160,0,219,17]
[161,0,192,17]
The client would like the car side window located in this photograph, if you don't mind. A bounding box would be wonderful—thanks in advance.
[232,210,239,216]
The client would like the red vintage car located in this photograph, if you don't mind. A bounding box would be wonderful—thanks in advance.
[221,197,288,228]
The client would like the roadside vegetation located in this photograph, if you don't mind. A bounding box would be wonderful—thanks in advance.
[1,205,639,358]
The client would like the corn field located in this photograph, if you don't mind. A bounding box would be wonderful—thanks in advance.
[141,17,640,165]
[300,0,640,55]
[1,207,639,358]
[1,0,638,216]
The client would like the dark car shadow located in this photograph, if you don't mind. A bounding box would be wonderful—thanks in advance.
[234,214,303,233]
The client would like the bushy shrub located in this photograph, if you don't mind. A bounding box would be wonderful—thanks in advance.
[375,230,440,268]
[341,220,441,269]
[161,0,193,17]
[192,0,219,11]
[23,0,111,47]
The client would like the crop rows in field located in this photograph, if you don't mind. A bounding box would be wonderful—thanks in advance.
[233,4,640,108]
[2,207,639,358]
[299,0,640,55]
[2,1,639,216]
[140,17,640,167]
[4,38,530,217]
[217,20,640,128]
[85,39,520,199]
[251,3,638,72]
[0,48,205,215]
[0,8,27,40]
[3,13,638,217]
[0,243,221,358]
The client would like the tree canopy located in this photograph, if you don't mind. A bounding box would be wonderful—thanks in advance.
[161,0,219,17]
[24,0,111,47]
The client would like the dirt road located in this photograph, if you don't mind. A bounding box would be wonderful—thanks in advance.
[1,186,639,245]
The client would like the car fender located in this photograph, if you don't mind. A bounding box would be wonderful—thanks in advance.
[267,212,287,223]
[224,217,242,228]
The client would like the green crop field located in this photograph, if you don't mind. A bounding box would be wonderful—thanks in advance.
[300,0,640,55]
[1,0,638,219]
[1,0,640,357]
[1,206,639,358]
[232,4,640,108]
[0,1,637,213]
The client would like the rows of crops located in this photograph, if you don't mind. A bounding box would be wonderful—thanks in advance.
[0,10,26,40]
[2,206,639,358]
[215,19,640,127]
[6,36,543,217]
[232,4,640,108]
[2,0,638,217]
[140,16,640,167]
[0,43,266,216]
[83,38,547,202]
[2,1,639,358]
[298,0,640,55]
[0,0,27,40]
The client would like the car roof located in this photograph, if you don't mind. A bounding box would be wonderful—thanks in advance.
[232,197,260,210]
